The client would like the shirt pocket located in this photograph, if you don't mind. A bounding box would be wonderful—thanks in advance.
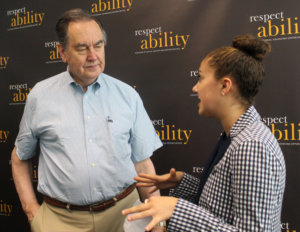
[106,115,133,158]
[106,115,132,140]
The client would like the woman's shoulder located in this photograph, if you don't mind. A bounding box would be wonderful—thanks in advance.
[229,120,283,162]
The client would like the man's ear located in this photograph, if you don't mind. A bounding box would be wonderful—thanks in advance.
[58,43,67,63]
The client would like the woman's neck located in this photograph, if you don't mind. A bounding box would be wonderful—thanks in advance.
[220,103,247,136]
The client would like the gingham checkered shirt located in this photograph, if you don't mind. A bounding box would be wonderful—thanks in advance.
[168,106,286,231]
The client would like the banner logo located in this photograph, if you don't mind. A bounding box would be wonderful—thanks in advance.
[45,41,62,64]
[152,119,192,145]
[134,26,190,54]
[262,116,300,146]
[33,164,38,182]
[8,83,31,105]
[7,7,45,31]
[0,56,9,69]
[0,130,9,143]
[192,166,204,174]
[0,200,13,216]
[281,222,296,232]
[250,12,300,41]
[91,0,133,15]
[9,160,38,182]
[190,69,198,96]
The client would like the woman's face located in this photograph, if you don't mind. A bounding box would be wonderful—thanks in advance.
[192,58,223,118]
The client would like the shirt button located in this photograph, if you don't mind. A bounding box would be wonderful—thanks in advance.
[93,188,97,192]
[87,116,91,120]
[89,139,93,143]
[85,96,88,99]
[91,163,96,167]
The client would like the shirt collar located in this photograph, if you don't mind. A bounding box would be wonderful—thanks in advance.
[65,68,102,94]
[229,105,261,138]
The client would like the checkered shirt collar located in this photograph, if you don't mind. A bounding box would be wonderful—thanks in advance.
[229,105,260,138]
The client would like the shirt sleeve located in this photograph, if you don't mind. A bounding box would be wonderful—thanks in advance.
[168,140,284,231]
[169,173,200,204]
[15,90,38,160]
[130,92,162,162]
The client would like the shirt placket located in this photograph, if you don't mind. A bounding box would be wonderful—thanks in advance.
[83,88,100,202]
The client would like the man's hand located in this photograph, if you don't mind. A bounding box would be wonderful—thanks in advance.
[25,202,40,224]
[11,147,40,225]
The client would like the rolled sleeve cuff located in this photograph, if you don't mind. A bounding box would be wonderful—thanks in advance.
[168,198,237,232]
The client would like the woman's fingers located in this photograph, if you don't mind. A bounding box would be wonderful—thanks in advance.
[134,176,156,183]
[122,203,148,217]
[145,218,161,231]
[123,196,177,231]
[135,182,155,187]
[170,168,177,177]
[137,173,162,181]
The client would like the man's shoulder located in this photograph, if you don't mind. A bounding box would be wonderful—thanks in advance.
[35,71,67,89]
[101,73,138,96]
[101,73,133,88]
[24,71,67,107]
[29,71,68,96]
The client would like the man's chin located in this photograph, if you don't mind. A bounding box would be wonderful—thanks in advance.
[86,70,102,79]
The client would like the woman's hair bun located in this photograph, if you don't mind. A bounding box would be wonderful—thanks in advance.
[232,34,271,61]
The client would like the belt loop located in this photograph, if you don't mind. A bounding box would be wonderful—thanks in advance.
[66,203,72,212]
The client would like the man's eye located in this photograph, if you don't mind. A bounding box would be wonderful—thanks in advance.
[77,47,87,52]
[95,42,104,49]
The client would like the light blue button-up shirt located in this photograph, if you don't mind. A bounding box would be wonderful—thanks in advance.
[15,71,162,205]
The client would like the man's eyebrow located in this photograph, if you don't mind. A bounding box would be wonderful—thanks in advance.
[94,40,104,46]
[74,40,104,49]
[74,43,88,48]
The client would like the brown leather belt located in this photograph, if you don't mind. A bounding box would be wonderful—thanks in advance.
[42,183,136,212]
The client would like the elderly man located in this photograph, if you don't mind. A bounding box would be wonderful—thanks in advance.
[11,8,163,232]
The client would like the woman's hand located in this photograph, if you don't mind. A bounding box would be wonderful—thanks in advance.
[122,196,178,231]
[135,168,184,194]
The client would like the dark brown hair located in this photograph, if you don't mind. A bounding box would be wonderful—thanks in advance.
[55,8,107,48]
[206,34,271,106]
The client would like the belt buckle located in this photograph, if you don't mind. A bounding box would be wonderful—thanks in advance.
[66,203,72,212]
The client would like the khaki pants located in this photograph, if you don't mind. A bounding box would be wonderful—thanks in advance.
[31,189,138,232]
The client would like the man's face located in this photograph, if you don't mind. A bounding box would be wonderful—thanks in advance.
[59,20,105,87]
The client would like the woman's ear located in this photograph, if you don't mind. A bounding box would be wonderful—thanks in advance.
[220,76,233,95]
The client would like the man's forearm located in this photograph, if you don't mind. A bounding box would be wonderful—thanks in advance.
[11,147,39,220]
[134,158,160,201]
[132,158,166,232]
[137,184,161,202]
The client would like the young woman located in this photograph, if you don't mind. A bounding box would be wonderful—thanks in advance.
[122,34,286,232]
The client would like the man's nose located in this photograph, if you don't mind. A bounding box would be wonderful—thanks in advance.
[87,47,97,60]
